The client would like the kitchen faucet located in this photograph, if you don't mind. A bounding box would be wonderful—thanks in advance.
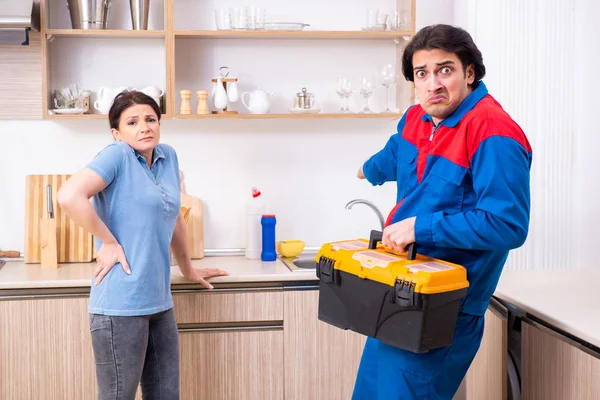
[345,199,385,231]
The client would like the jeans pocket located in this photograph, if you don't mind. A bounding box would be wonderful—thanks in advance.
[89,314,115,365]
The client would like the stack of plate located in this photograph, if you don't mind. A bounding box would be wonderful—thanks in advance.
[264,22,310,31]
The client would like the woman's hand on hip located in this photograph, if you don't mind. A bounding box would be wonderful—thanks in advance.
[94,241,131,285]
[184,268,229,290]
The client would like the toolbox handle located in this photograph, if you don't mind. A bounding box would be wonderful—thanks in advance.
[369,230,417,261]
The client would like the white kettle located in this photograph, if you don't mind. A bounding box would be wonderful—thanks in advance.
[241,87,275,114]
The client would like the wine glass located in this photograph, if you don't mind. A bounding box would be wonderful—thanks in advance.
[379,64,397,113]
[336,77,354,113]
[359,77,374,114]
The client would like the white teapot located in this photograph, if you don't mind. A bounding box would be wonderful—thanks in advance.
[95,86,129,113]
[241,87,275,114]
[98,86,129,103]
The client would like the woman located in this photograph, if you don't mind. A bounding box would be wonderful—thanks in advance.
[58,90,228,399]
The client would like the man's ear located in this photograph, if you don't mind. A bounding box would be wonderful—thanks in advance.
[466,64,475,85]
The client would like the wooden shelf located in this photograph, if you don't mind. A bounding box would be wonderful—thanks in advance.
[173,113,403,119]
[37,0,417,120]
[175,30,412,40]
[45,29,166,39]
[43,113,401,120]
[45,113,107,120]
[44,113,174,120]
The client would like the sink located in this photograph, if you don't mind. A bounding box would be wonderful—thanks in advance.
[292,258,317,269]
[280,250,318,272]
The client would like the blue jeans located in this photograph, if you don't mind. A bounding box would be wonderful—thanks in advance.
[89,308,180,399]
[352,313,485,400]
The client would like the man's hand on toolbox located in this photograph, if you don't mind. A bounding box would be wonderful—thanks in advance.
[382,216,416,254]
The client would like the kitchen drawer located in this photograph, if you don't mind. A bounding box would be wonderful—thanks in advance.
[172,290,283,324]
[179,328,284,400]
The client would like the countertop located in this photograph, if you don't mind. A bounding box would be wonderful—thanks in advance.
[494,268,600,350]
[4,257,599,350]
[0,256,318,290]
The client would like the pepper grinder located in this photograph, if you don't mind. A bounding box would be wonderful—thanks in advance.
[196,90,209,115]
[179,90,192,115]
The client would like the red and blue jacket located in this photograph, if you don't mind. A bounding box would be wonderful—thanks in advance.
[363,82,532,316]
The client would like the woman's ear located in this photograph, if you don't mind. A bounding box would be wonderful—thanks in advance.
[111,128,120,141]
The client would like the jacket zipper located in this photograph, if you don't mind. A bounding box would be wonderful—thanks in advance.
[429,124,439,141]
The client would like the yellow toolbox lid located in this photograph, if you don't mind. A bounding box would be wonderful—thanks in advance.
[316,233,469,295]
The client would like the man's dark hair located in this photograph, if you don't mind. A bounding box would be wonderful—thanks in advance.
[108,90,161,130]
[402,24,486,88]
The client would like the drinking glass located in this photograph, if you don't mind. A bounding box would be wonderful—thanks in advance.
[230,7,247,30]
[359,77,374,113]
[214,8,231,30]
[247,6,266,30]
[366,9,378,30]
[379,64,396,113]
[335,77,354,113]
[389,10,409,30]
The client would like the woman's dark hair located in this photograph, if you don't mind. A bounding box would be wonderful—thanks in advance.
[402,24,486,88]
[108,90,161,130]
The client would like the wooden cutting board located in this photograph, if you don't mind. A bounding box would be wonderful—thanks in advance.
[180,171,204,259]
[24,175,93,264]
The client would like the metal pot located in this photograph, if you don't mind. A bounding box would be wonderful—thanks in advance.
[66,0,111,30]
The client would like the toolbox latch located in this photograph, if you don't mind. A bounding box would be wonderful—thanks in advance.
[317,256,340,284]
[394,280,416,307]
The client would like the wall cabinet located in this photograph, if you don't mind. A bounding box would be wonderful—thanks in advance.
[0,33,43,119]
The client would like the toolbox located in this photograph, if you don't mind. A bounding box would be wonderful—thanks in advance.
[316,230,469,353]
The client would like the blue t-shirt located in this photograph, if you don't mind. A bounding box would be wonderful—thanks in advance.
[86,141,181,316]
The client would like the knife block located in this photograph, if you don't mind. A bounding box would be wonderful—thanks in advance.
[25,175,93,263]
[40,217,58,269]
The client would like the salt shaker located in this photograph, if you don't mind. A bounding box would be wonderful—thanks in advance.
[179,90,192,115]
[196,90,209,114]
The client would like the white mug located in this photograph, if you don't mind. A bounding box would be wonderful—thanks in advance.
[94,99,112,114]
[97,87,112,103]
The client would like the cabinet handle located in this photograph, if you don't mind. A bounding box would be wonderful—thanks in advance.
[172,286,283,294]
[178,322,283,333]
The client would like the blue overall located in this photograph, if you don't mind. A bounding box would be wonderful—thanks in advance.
[353,82,532,399]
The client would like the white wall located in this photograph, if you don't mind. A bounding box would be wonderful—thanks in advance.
[3,0,595,271]
[572,0,600,268]
[0,1,454,253]
[0,119,400,250]
[452,0,598,270]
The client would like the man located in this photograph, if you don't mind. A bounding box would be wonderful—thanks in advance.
[354,24,532,399]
